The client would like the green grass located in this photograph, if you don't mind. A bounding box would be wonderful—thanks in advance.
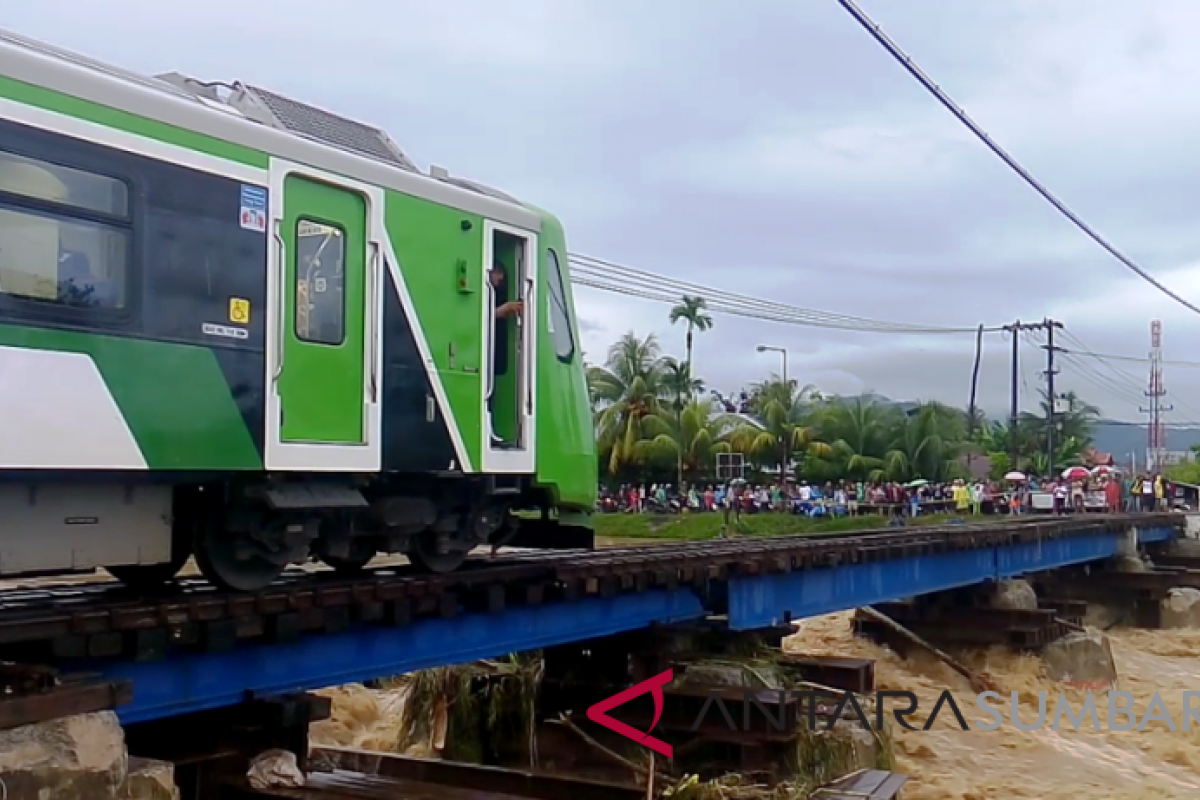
[594,510,1002,542]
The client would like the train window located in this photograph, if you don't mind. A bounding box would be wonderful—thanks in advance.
[294,219,345,346]
[545,248,574,362]
[0,207,129,309]
[0,149,131,310]
[0,150,129,217]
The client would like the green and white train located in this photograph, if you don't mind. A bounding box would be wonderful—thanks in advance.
[0,29,596,591]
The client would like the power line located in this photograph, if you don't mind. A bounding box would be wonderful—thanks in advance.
[1057,348,1200,368]
[569,252,1005,336]
[1030,328,1200,422]
[571,253,972,332]
[834,0,1200,317]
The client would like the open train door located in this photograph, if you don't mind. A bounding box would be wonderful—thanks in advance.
[264,160,384,472]
[481,220,538,474]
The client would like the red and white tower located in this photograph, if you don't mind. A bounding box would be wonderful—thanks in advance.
[1142,320,1171,472]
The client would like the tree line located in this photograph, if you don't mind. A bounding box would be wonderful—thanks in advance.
[586,296,1103,486]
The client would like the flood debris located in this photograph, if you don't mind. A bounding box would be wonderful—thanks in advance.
[857,605,997,693]
[397,653,544,766]
[380,634,898,799]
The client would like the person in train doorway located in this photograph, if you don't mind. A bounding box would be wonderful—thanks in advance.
[488,262,524,443]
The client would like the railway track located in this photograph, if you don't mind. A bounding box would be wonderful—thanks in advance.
[0,513,1175,663]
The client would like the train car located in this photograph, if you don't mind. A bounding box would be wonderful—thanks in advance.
[0,29,596,591]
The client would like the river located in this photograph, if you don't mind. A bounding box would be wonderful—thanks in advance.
[790,613,1200,799]
[305,537,1200,798]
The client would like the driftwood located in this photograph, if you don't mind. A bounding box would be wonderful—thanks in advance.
[1053,616,1087,633]
[858,606,997,694]
[554,713,674,785]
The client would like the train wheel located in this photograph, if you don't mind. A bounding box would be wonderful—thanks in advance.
[408,532,468,574]
[194,526,286,592]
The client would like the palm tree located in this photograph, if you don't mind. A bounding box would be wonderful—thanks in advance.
[1018,389,1101,471]
[883,402,967,483]
[813,397,902,481]
[660,357,704,413]
[588,332,668,473]
[637,398,739,487]
[668,295,713,399]
[731,376,831,480]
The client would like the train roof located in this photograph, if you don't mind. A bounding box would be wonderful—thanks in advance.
[0,27,540,230]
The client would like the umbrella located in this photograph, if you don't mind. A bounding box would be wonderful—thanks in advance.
[1062,466,1090,481]
[907,479,929,488]
[1092,465,1116,476]
[1004,471,1026,482]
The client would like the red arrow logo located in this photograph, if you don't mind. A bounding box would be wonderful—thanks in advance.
[585,668,674,758]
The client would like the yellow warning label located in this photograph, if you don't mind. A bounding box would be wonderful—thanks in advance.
[229,297,251,325]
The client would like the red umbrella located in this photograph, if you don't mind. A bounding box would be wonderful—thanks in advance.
[1062,466,1090,481]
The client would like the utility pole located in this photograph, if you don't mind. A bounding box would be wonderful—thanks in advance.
[1040,318,1064,473]
[1002,321,1022,468]
[966,324,985,474]
[1003,318,1064,474]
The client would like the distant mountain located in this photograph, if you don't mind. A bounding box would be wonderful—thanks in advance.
[1091,420,1200,461]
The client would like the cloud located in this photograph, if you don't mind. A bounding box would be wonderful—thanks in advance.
[10,0,1200,426]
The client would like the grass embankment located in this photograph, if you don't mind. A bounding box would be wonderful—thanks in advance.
[594,510,1003,542]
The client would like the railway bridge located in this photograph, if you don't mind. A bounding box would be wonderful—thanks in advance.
[0,512,1190,800]
[0,512,1172,725]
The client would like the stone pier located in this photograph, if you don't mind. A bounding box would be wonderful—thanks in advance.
[0,712,179,799]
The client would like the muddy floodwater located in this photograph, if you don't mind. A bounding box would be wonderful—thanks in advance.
[300,535,1200,797]
[790,613,1200,799]
[313,614,1200,798]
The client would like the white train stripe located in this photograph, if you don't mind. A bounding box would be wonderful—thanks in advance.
[0,345,146,469]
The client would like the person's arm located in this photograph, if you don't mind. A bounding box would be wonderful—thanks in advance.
[496,300,524,318]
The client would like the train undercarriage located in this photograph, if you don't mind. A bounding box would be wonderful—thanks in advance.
[1,475,588,592]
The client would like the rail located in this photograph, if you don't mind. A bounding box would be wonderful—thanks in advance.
[0,513,1176,663]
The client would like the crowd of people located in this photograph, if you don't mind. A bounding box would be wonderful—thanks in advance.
[599,471,1178,519]
[603,480,977,517]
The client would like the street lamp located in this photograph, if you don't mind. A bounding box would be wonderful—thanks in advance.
[756,344,788,386]
[756,344,790,484]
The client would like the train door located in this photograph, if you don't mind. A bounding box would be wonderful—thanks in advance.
[482,220,538,474]
[265,162,383,472]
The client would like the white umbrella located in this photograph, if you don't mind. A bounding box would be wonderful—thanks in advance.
[1004,471,1026,482]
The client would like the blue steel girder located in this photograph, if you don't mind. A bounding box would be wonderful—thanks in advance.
[96,523,1175,724]
[726,525,1174,630]
[101,588,705,725]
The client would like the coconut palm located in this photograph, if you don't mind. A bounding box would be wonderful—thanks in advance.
[660,357,704,412]
[668,295,713,399]
[588,332,668,473]
[637,398,740,487]
[813,397,902,481]
[882,402,967,483]
[732,376,831,479]
[1019,389,1101,471]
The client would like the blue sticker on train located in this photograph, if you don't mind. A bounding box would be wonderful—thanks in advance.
[239,185,268,232]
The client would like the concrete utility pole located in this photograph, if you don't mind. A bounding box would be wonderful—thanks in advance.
[1003,319,1064,473]
[1040,318,1064,472]
[1002,321,1023,468]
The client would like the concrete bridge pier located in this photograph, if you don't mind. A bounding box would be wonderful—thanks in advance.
[0,711,178,799]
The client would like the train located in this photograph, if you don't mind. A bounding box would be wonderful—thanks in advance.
[0,29,597,591]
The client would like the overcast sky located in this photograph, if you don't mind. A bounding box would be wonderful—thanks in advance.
[11,0,1200,423]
